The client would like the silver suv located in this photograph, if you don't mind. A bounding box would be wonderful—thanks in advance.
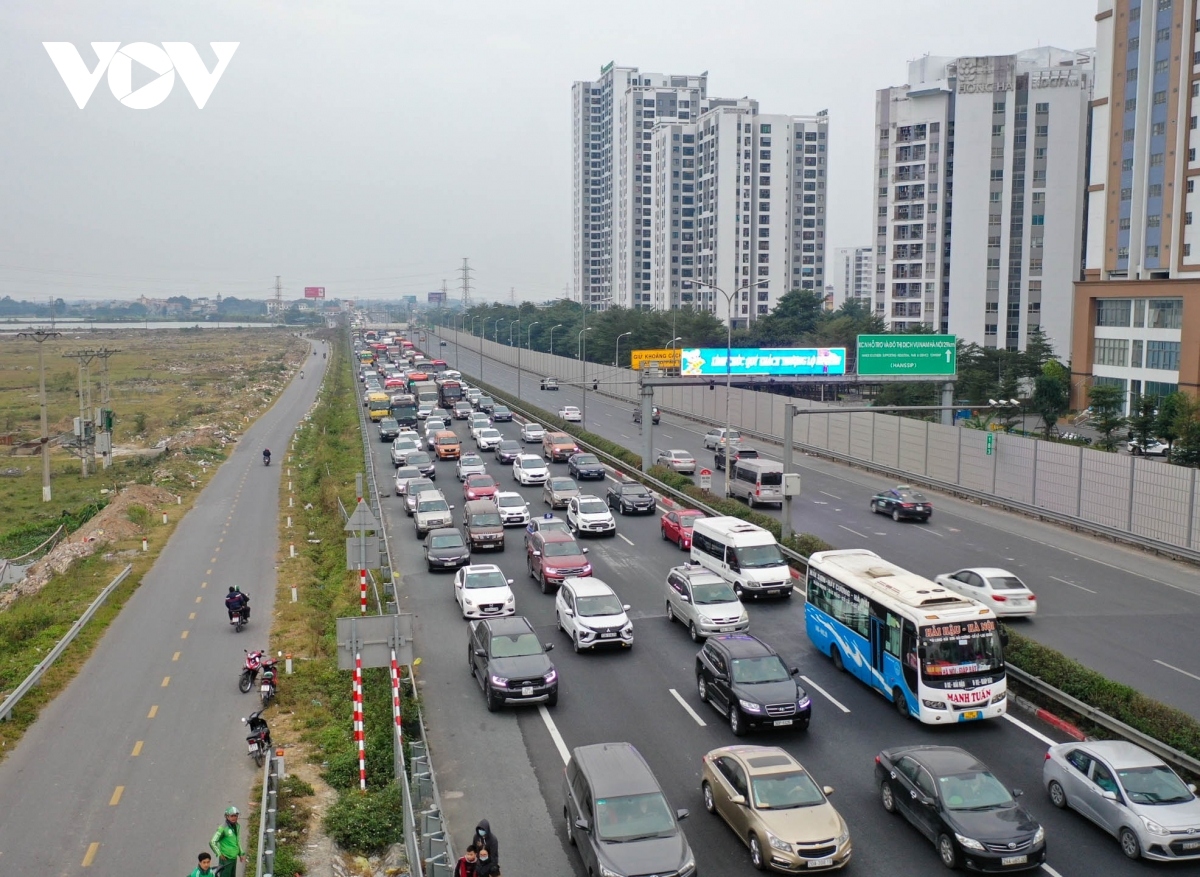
[414,490,454,538]
[663,563,749,642]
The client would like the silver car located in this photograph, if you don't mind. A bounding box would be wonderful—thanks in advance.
[1043,740,1200,861]
[521,421,546,443]
[656,449,697,474]
[456,453,488,482]
[403,478,436,516]
[664,563,748,642]
[543,476,581,509]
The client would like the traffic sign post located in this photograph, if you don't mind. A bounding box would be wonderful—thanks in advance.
[631,348,682,371]
[856,334,957,377]
[986,433,994,456]
[698,468,712,491]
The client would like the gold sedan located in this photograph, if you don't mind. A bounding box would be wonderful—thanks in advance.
[702,745,851,872]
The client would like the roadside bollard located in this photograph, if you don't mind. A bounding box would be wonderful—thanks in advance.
[291,586,297,602]
[142,539,147,552]
[287,516,292,528]
[285,653,293,674]
[289,543,295,558]
[162,513,167,525]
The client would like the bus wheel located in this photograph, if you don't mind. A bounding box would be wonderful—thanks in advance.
[830,646,844,672]
[893,687,909,718]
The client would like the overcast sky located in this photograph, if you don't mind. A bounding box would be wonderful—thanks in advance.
[0,0,1097,304]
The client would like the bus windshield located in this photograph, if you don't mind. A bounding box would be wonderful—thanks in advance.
[921,621,1004,677]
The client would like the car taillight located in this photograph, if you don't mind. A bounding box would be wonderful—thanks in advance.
[1044,752,1052,761]
[874,755,881,765]
[902,503,914,508]
[1028,594,1037,601]
[992,594,1007,602]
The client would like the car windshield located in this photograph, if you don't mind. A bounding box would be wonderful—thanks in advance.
[470,513,503,526]
[692,580,739,604]
[381,419,398,429]
[921,624,1004,676]
[408,453,431,465]
[464,570,508,590]
[550,478,575,490]
[394,440,417,450]
[751,770,826,809]
[395,468,421,480]
[733,544,785,569]
[494,406,510,414]
[430,534,463,549]
[574,455,599,466]
[497,495,524,508]
[578,500,608,515]
[499,441,520,451]
[622,485,649,497]
[730,655,791,684]
[437,435,457,444]
[1117,765,1195,805]
[594,793,676,842]
[938,771,1014,811]
[677,513,703,529]
[407,481,434,497]
[481,430,501,439]
[543,541,582,557]
[988,576,1026,591]
[461,455,483,465]
[489,632,542,658]
[419,500,449,513]
[521,458,543,469]
[469,475,496,486]
[526,425,544,433]
[537,521,571,535]
[576,594,624,617]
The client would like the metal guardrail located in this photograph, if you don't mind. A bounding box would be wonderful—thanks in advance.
[0,564,132,722]
[253,750,281,877]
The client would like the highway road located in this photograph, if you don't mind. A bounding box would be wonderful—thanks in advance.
[0,340,327,875]
[366,354,1200,877]
[427,328,1200,721]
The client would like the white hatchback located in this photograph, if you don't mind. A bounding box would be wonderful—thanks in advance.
[475,428,504,450]
[933,567,1038,618]
[513,454,549,485]
[494,491,530,526]
[555,576,633,652]
[453,564,516,620]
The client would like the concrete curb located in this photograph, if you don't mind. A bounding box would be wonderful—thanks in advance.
[1010,693,1087,741]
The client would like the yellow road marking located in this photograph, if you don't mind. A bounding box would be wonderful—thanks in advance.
[81,842,99,866]
[161,676,170,687]
[109,786,123,806]
[131,741,143,756]
[188,612,195,620]
[148,705,158,718]
[181,631,188,639]
[172,651,180,662]
[195,596,202,603]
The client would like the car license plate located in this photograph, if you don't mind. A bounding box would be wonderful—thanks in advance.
[261,685,272,692]
[600,632,617,639]
[1182,841,1200,850]
[808,858,833,868]
[720,626,735,632]
[767,589,781,596]
[1010,598,1025,605]
[1001,855,1027,866]
[521,686,534,696]
[773,719,793,727]
[960,710,981,720]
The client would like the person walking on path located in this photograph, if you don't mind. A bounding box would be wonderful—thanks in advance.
[210,806,247,877]
[471,820,499,871]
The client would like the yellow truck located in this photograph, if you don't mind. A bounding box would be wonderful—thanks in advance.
[367,392,391,421]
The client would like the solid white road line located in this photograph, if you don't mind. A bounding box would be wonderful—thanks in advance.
[838,524,868,539]
[1049,575,1097,594]
[1002,712,1056,747]
[618,534,635,546]
[819,490,841,500]
[669,688,708,726]
[1154,659,1200,683]
[539,705,571,764]
[799,675,851,713]
[1041,862,1066,877]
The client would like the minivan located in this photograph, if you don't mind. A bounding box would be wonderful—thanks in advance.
[433,430,461,460]
[729,459,784,508]
[564,742,695,877]
[690,516,793,599]
[463,499,505,551]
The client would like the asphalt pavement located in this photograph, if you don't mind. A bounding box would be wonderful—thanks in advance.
[367,354,1200,877]
[0,339,327,874]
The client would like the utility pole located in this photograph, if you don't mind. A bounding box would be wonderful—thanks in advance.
[274,275,283,321]
[459,258,474,308]
[17,329,60,501]
[93,347,121,469]
[62,349,98,476]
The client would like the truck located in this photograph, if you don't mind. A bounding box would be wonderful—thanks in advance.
[389,393,419,428]
[411,380,439,407]
[437,378,463,408]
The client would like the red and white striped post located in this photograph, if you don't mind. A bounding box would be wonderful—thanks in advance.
[360,569,367,614]
[389,649,403,745]
[353,652,366,791]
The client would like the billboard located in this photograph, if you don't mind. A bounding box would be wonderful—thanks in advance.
[679,347,845,377]
[427,291,446,303]
[630,348,682,370]
[304,286,325,299]
[856,335,957,376]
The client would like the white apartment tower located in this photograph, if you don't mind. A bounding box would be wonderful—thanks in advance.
[875,49,1092,353]
[832,246,874,307]
[572,63,708,311]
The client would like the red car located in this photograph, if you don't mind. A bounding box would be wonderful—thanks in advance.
[463,473,499,501]
[660,509,706,550]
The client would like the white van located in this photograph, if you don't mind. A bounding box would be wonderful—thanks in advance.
[689,516,793,599]
[728,459,784,508]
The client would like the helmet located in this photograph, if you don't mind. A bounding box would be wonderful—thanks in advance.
[225,806,239,816]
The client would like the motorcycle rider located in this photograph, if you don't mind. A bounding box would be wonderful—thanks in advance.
[300,369,305,379]
[210,806,246,877]
[262,448,271,466]
[188,852,215,877]
[225,587,250,623]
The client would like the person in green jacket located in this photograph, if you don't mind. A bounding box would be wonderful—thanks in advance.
[189,851,215,876]
[210,806,246,877]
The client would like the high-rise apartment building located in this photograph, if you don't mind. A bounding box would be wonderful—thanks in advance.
[832,246,874,308]
[875,49,1092,352]
[1071,0,1200,411]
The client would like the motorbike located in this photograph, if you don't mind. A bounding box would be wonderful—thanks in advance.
[229,599,250,633]
[263,453,271,467]
[242,711,272,767]
[259,656,278,707]
[300,370,305,379]
[239,649,265,693]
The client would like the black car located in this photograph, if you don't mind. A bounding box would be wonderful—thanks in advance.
[405,451,437,479]
[476,396,496,414]
[427,408,453,429]
[468,616,558,712]
[871,484,932,522]
[606,480,656,515]
[714,445,759,471]
[695,634,811,735]
[495,439,522,464]
[423,527,471,572]
[875,745,1046,871]
[568,453,606,481]
[632,405,661,425]
[491,404,514,422]
[377,417,400,442]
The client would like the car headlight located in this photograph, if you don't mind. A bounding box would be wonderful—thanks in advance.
[463,598,474,606]
[599,866,624,877]
[1033,825,1045,845]
[505,595,514,604]
[490,674,508,686]
[991,691,1007,704]
[766,830,793,853]
[797,696,811,710]
[582,564,593,575]
[954,833,985,852]
[922,699,948,710]
[1142,816,1167,835]
[680,854,695,875]
[621,623,633,636]
[836,823,850,846]
[739,611,749,623]
[544,669,557,684]
[578,627,595,640]
[738,699,763,714]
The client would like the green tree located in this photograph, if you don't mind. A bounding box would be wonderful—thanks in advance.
[1156,391,1187,455]
[1087,383,1127,451]
[1170,395,1200,467]
[1030,372,1069,439]
[749,289,826,345]
[1019,325,1057,378]
[1127,394,1159,449]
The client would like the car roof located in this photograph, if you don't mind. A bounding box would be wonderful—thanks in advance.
[495,491,524,500]
[664,449,693,455]
[538,530,579,544]
[516,453,544,462]
[462,563,503,575]
[960,567,1021,579]
[672,563,724,584]
[708,634,777,657]
[886,745,985,775]
[562,576,615,596]
[571,743,660,798]
[576,494,606,503]
[415,490,444,501]
[713,745,803,776]
[427,527,460,538]
[481,615,536,636]
[1062,740,1165,769]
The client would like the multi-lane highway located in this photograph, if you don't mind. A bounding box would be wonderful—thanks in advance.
[0,341,327,875]
[368,344,1199,877]
[427,329,1200,721]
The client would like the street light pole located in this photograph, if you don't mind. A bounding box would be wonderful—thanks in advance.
[509,320,519,346]
[549,324,563,357]
[577,326,593,428]
[482,317,493,377]
[495,319,506,344]
[667,336,683,348]
[615,331,632,368]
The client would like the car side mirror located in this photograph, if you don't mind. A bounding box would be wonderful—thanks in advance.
[1189,784,1198,794]
[574,817,590,833]
[823,786,834,796]
[448,504,455,510]
[914,792,934,806]
[565,609,574,617]
[681,594,691,603]
[676,808,690,820]
[790,667,800,676]
[1102,790,1118,801]
[544,643,555,651]
[727,793,745,806]
[1011,788,1024,798]
[622,604,631,611]
[474,649,486,658]
[507,579,514,585]
[582,547,589,554]
[532,550,542,557]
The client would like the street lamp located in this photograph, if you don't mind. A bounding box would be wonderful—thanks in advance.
[689,277,771,497]
[615,331,632,368]
[509,320,520,346]
[578,326,593,427]
[667,336,683,348]
[548,323,564,357]
[522,321,539,401]
[495,319,506,344]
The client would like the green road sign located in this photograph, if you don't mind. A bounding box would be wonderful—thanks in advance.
[986,433,994,455]
[856,334,957,376]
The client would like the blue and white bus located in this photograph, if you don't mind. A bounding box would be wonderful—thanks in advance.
[804,549,1007,724]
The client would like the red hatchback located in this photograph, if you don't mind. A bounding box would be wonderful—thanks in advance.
[660,509,706,550]
[463,474,499,502]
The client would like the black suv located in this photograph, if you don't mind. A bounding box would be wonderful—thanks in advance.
[606,480,655,515]
[468,616,558,711]
[695,634,811,735]
[714,444,758,471]
[568,452,606,481]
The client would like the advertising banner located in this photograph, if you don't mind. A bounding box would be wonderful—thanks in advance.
[304,286,325,299]
[630,348,682,370]
[679,347,845,377]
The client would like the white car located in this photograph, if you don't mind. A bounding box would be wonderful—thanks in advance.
[390,438,420,467]
[393,465,423,496]
[566,495,616,537]
[453,564,516,620]
[555,576,633,652]
[494,491,531,527]
[933,567,1038,618]
[417,401,434,420]
[559,406,582,422]
[475,428,503,450]
[513,454,549,485]
[469,418,491,441]
[703,427,742,450]
[396,427,420,442]
[520,422,546,443]
[456,453,488,481]
[466,388,482,404]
